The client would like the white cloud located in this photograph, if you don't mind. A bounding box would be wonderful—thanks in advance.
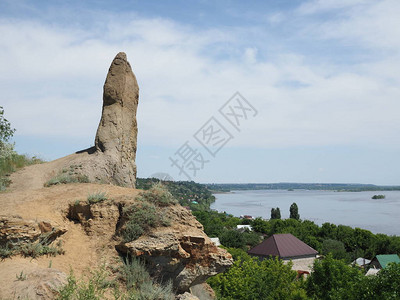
[243,47,258,64]
[1,1,400,156]
[267,12,285,24]
[298,0,400,50]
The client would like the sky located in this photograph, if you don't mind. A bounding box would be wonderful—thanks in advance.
[1,0,400,184]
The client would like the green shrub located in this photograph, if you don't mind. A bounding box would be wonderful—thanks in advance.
[58,262,174,300]
[123,203,158,243]
[45,172,89,187]
[208,256,307,300]
[58,267,113,300]
[123,222,145,242]
[87,191,108,204]
[120,183,176,242]
[0,242,15,259]
[322,239,349,261]
[120,257,152,290]
[20,238,64,258]
[16,271,27,281]
[224,247,252,261]
[57,271,78,300]
[242,231,262,248]
[137,183,178,207]
[134,280,174,300]
[219,229,246,249]
[3,233,65,259]
[0,176,11,191]
[306,254,364,300]
[0,142,44,190]
[120,257,174,300]
[122,201,171,243]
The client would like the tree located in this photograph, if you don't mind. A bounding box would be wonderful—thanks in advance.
[208,256,307,300]
[219,229,246,249]
[251,217,271,234]
[307,257,400,299]
[366,262,400,299]
[0,106,15,148]
[290,202,300,220]
[271,207,281,219]
[306,254,363,300]
[321,239,348,261]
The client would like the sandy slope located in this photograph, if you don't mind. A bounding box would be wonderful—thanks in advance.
[8,153,84,192]
[0,160,140,299]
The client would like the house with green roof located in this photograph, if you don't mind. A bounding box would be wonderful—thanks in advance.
[369,254,400,269]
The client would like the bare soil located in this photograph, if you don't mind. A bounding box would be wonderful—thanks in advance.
[0,159,140,299]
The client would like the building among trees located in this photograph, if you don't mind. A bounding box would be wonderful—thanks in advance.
[248,233,318,273]
[369,254,400,270]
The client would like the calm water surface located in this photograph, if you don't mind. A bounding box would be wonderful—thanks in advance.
[211,190,400,236]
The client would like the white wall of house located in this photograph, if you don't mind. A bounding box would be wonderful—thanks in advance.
[283,257,316,273]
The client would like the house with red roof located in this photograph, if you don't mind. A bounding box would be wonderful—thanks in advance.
[248,233,318,273]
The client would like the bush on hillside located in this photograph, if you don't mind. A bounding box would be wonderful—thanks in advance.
[58,260,174,300]
[122,185,175,242]
[44,165,89,187]
[0,232,64,259]
[87,191,108,204]
[0,143,44,190]
[136,182,178,206]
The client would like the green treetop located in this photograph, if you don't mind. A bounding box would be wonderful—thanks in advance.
[290,202,300,220]
[0,106,15,148]
[271,207,281,219]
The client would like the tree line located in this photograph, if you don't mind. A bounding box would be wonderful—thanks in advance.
[136,178,215,211]
[208,250,400,300]
[194,206,400,262]
[271,202,300,220]
[193,206,400,299]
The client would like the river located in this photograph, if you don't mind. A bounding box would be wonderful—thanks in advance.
[211,190,400,236]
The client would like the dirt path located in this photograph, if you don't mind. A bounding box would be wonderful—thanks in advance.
[8,154,79,192]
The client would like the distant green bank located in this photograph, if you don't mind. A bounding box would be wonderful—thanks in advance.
[136,178,215,211]
[205,182,400,192]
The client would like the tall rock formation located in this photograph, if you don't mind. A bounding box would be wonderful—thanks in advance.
[54,52,139,188]
[94,52,139,187]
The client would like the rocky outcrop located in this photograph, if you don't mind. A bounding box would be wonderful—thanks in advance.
[190,283,216,300]
[176,292,200,300]
[10,267,67,300]
[115,204,233,293]
[0,215,66,245]
[117,232,232,293]
[94,52,139,187]
[67,200,120,237]
[67,195,233,293]
[51,52,139,188]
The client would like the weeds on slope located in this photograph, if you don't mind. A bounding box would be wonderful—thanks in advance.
[58,259,174,300]
[0,142,44,190]
[121,184,176,243]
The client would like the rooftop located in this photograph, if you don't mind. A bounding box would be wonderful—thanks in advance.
[375,254,400,269]
[248,233,318,259]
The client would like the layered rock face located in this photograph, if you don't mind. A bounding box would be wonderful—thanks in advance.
[67,197,233,293]
[0,215,66,245]
[94,52,139,187]
[117,231,233,293]
[0,216,68,299]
